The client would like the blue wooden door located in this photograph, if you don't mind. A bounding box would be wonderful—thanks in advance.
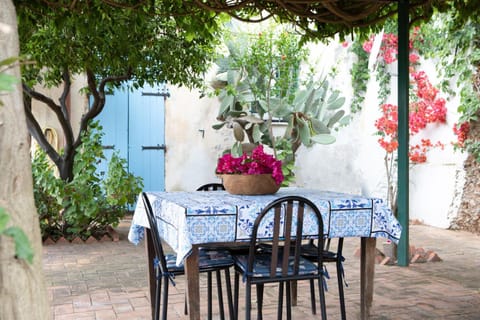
[128,84,165,191]
[96,83,166,191]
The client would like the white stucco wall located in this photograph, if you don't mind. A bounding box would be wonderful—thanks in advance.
[163,39,468,229]
[164,80,231,191]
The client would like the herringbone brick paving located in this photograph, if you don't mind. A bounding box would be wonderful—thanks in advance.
[43,223,480,319]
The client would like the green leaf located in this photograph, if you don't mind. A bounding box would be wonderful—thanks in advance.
[339,115,352,126]
[297,117,311,146]
[327,90,339,104]
[257,99,269,113]
[311,134,336,145]
[0,73,19,92]
[4,227,34,264]
[231,142,243,157]
[0,207,9,233]
[219,94,234,114]
[327,110,345,128]
[0,57,19,67]
[212,122,226,130]
[311,118,330,134]
[327,97,346,110]
[232,122,245,141]
[252,124,263,142]
[292,89,309,107]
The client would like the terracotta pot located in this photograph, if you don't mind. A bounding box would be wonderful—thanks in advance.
[218,173,280,195]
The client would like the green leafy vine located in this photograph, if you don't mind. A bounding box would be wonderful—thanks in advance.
[419,13,480,160]
[349,40,370,114]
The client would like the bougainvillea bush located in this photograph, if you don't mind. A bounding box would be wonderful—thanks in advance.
[362,27,448,212]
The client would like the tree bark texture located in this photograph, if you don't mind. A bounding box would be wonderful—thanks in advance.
[454,138,480,234]
[0,1,51,319]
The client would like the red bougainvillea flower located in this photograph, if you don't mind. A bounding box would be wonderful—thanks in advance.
[369,28,447,164]
[216,145,284,185]
[453,122,470,147]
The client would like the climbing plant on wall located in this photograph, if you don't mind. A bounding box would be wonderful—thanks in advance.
[419,13,480,162]
[350,23,448,212]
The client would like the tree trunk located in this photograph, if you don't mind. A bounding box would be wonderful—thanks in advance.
[0,1,51,319]
[454,121,480,234]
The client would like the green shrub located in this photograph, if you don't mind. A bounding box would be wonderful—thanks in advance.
[32,122,143,241]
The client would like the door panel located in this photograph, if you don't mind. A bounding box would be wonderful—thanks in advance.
[95,89,129,178]
[128,84,166,191]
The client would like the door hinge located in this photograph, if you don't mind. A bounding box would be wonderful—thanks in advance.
[141,144,166,151]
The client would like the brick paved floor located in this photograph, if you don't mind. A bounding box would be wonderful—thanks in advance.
[42,223,480,319]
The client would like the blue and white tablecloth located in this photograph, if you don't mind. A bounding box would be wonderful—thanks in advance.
[128,188,402,265]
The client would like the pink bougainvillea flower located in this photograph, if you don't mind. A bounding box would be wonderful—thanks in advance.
[216,145,284,185]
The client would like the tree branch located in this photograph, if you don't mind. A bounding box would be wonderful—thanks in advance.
[23,92,62,166]
[58,69,75,149]
[22,82,75,154]
[76,69,131,149]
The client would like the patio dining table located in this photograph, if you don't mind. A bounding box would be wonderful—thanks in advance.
[128,187,402,320]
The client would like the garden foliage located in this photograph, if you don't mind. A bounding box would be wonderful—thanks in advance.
[32,122,143,241]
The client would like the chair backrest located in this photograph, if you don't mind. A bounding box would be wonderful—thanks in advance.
[141,192,169,273]
[196,183,225,191]
[248,196,324,278]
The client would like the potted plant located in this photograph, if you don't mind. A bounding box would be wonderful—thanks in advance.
[209,25,349,185]
[216,144,284,195]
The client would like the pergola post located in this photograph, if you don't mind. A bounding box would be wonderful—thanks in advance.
[397,0,410,267]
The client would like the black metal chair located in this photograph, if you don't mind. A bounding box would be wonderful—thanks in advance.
[231,196,329,320]
[257,238,346,317]
[196,183,226,191]
[300,238,347,319]
[141,192,235,320]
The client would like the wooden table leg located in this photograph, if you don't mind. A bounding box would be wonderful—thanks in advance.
[145,228,156,319]
[185,245,201,320]
[360,237,376,320]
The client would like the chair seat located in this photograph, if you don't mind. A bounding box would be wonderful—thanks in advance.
[165,249,234,272]
[300,242,345,263]
[258,242,343,262]
[233,253,319,278]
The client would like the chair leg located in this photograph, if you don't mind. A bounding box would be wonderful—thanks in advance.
[154,274,161,320]
[277,282,284,320]
[216,270,226,320]
[286,281,292,320]
[317,277,327,320]
[208,272,213,320]
[245,279,252,320]
[309,278,316,314]
[337,238,346,320]
[337,267,346,320]
[234,272,240,319]
[224,268,235,320]
[161,277,169,320]
[256,284,264,320]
